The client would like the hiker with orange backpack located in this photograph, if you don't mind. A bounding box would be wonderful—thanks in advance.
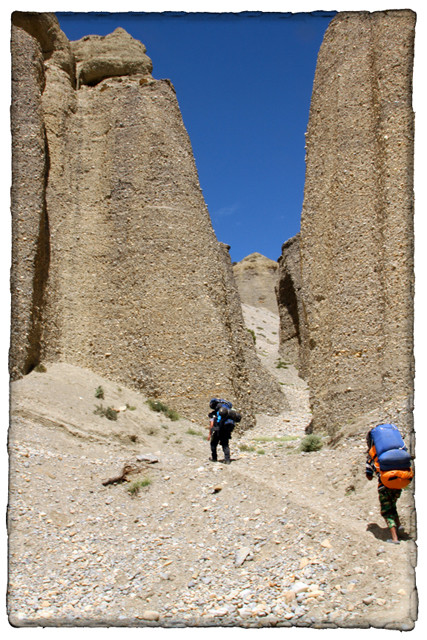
[366,423,413,544]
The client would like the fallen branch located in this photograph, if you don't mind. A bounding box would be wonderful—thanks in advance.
[102,460,161,486]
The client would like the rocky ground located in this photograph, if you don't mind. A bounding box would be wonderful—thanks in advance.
[7,305,417,629]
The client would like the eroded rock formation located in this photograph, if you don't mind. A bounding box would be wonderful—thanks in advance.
[277,10,415,435]
[233,253,279,314]
[275,235,307,371]
[10,12,286,426]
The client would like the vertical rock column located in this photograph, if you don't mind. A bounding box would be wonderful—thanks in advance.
[276,234,308,372]
[299,11,415,433]
[10,25,49,378]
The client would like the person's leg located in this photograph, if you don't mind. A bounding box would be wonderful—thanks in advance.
[388,524,399,542]
[210,431,219,461]
[220,434,231,463]
[394,490,402,531]
[379,488,401,542]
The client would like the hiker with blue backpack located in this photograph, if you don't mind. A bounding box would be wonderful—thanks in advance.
[208,398,241,465]
[366,423,413,544]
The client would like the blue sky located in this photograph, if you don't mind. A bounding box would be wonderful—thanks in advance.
[56,11,335,263]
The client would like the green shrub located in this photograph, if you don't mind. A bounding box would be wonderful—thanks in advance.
[276,360,289,369]
[299,434,323,452]
[127,477,151,495]
[94,404,118,421]
[257,449,266,455]
[187,428,204,437]
[34,364,47,373]
[239,443,255,452]
[146,399,179,421]
[95,386,104,399]
[247,328,256,344]
[126,403,136,411]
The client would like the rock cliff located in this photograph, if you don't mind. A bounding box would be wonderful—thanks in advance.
[10,12,286,427]
[277,11,415,436]
[233,253,279,315]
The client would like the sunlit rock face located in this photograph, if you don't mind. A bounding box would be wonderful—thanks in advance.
[10,12,286,426]
[277,10,415,435]
[233,253,279,315]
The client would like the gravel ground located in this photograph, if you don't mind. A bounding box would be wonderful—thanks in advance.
[7,305,417,629]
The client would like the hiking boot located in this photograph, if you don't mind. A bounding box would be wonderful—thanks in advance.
[224,458,231,465]
[209,457,218,462]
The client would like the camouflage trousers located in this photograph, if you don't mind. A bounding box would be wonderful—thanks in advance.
[378,486,402,529]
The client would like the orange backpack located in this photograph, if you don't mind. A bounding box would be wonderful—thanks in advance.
[368,444,414,489]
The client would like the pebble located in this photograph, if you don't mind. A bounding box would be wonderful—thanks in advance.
[234,547,252,567]
[139,610,160,621]
[293,581,310,594]
[321,539,332,549]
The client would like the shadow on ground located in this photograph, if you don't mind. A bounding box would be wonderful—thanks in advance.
[366,522,411,542]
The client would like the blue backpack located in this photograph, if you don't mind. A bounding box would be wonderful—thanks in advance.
[368,423,413,489]
[209,398,241,435]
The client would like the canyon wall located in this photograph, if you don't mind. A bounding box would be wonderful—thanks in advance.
[10,12,286,427]
[277,10,415,435]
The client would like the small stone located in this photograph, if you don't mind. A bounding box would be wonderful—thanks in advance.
[211,607,228,617]
[252,604,270,616]
[293,581,310,594]
[235,547,251,567]
[283,590,296,603]
[136,454,159,464]
[397,589,406,596]
[363,596,375,605]
[321,538,332,548]
[138,610,160,621]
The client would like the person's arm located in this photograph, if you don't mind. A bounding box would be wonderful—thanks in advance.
[365,456,375,480]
